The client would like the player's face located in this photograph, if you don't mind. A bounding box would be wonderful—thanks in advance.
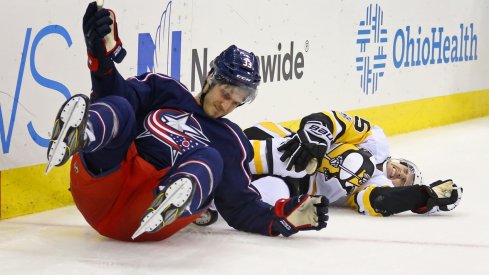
[202,84,247,118]
[386,161,414,187]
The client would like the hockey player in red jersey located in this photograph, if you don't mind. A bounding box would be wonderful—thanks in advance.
[45,2,328,241]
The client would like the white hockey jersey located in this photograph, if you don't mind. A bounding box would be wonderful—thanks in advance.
[247,111,396,216]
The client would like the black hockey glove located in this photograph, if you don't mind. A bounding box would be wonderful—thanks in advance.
[413,179,463,214]
[278,121,331,173]
[82,2,126,76]
[271,195,329,237]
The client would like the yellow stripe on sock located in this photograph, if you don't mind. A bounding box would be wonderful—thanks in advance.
[362,186,382,217]
[259,122,289,137]
[252,140,264,174]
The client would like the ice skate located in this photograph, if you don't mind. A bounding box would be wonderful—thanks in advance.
[45,94,90,174]
[132,177,196,240]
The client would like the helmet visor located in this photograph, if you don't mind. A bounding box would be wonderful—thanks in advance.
[212,74,257,105]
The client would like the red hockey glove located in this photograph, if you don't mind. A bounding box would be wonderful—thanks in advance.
[271,195,329,237]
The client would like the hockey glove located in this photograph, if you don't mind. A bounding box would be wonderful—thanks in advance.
[278,121,331,173]
[413,179,463,214]
[271,195,329,237]
[83,2,126,75]
[193,208,219,226]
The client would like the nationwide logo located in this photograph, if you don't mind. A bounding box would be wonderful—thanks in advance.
[137,1,307,92]
[355,4,388,95]
[355,4,478,95]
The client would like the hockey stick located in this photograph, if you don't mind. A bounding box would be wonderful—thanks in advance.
[96,0,104,9]
[305,158,317,174]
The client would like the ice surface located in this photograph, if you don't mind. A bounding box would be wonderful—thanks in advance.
[1,117,488,275]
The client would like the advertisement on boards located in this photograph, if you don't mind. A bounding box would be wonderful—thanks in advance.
[0,0,487,169]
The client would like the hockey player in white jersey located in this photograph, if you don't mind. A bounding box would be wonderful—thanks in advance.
[246,110,462,217]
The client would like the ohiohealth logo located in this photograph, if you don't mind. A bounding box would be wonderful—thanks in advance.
[355,4,388,95]
[354,4,479,95]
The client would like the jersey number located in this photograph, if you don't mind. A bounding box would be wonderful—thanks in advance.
[354,116,371,132]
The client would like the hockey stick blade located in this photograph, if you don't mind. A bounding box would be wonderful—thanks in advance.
[96,0,104,10]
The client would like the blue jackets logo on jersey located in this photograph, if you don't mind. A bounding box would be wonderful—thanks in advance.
[138,109,210,166]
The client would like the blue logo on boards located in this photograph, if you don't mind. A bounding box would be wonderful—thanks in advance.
[0,25,72,153]
[138,1,181,79]
[355,4,388,95]
[355,4,479,95]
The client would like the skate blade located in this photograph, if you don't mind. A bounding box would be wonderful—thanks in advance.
[45,97,87,174]
[45,139,68,174]
[131,178,193,240]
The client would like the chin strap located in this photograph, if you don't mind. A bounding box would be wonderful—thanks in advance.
[199,84,213,107]
[200,71,217,106]
[381,157,389,175]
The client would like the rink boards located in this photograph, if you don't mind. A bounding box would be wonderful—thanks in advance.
[2,89,487,219]
[1,0,488,218]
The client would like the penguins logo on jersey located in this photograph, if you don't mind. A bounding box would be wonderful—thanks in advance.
[319,143,375,194]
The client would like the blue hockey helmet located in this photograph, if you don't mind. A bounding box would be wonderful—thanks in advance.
[210,45,261,103]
